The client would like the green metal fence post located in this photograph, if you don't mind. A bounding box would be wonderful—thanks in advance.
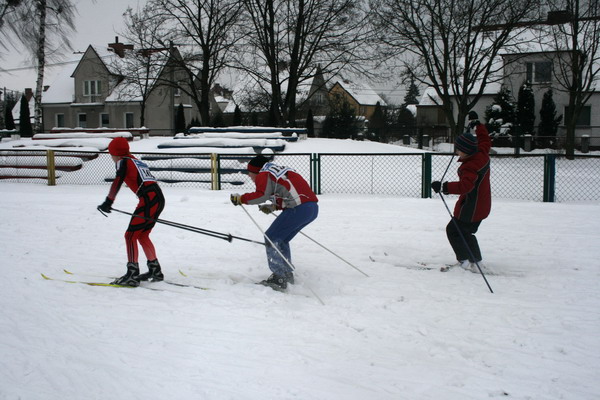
[422,153,432,198]
[311,153,321,195]
[543,154,556,202]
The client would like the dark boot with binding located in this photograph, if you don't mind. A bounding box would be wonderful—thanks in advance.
[139,259,164,282]
[112,262,140,287]
[258,273,288,291]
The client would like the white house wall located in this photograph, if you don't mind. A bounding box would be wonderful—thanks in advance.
[503,52,600,146]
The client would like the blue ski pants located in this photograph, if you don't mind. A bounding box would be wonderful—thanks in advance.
[264,201,319,276]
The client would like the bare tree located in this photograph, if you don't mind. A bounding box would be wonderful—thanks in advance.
[238,0,374,127]
[541,0,600,158]
[114,6,176,128]
[370,0,541,138]
[1,0,76,132]
[144,0,244,126]
[0,0,23,44]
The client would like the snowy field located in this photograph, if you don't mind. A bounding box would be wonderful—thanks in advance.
[1,137,600,400]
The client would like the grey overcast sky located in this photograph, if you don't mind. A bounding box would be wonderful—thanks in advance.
[1,0,143,92]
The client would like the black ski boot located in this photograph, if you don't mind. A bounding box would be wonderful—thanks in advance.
[112,262,140,287]
[139,259,164,282]
[259,273,288,291]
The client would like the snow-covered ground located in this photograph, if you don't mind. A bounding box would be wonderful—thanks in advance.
[1,137,599,400]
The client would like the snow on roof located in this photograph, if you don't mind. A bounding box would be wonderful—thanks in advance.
[11,96,34,121]
[419,81,500,106]
[334,80,386,106]
[42,44,173,104]
[42,60,79,104]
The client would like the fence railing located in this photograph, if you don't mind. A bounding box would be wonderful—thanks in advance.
[1,149,599,203]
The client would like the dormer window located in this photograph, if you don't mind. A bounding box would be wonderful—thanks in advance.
[526,61,552,83]
[84,80,102,99]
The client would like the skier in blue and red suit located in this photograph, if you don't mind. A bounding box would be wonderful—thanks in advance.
[432,111,492,272]
[97,137,166,286]
[230,155,319,291]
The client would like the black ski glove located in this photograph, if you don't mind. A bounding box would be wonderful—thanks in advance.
[98,198,113,213]
[432,181,449,195]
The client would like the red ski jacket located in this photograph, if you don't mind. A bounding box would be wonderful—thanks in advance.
[107,156,159,201]
[241,163,318,209]
[446,124,491,223]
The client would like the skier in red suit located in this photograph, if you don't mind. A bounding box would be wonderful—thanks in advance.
[98,137,166,286]
[432,111,492,272]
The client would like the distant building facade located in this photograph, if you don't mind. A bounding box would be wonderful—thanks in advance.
[329,79,387,120]
[41,38,198,135]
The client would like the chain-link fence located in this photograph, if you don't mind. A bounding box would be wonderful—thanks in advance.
[555,155,600,202]
[317,153,423,197]
[1,149,599,202]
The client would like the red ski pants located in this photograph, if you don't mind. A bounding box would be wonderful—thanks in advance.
[124,186,165,263]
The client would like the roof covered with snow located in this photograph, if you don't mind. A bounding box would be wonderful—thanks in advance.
[333,80,386,106]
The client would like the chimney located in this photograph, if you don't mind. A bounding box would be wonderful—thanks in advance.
[108,36,134,58]
[25,88,34,101]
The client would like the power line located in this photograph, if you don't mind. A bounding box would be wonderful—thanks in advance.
[1,59,80,72]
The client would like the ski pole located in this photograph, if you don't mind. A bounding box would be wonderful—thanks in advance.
[437,193,494,294]
[269,211,369,277]
[440,154,455,182]
[239,205,296,271]
[239,204,325,306]
[109,207,265,246]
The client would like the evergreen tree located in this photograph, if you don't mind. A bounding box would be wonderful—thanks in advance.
[485,102,506,140]
[19,94,32,137]
[211,111,225,127]
[485,86,516,127]
[322,94,359,139]
[538,89,562,149]
[190,117,200,128]
[4,97,16,130]
[175,103,186,134]
[517,81,535,136]
[233,105,242,126]
[305,108,314,137]
[397,105,416,139]
[369,101,385,141]
[484,86,516,148]
[267,103,278,127]
[403,79,420,105]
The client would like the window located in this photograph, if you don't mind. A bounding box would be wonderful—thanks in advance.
[315,93,325,105]
[125,112,134,129]
[565,105,591,126]
[55,114,65,127]
[100,113,110,127]
[83,80,102,100]
[526,62,552,83]
[78,113,87,128]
